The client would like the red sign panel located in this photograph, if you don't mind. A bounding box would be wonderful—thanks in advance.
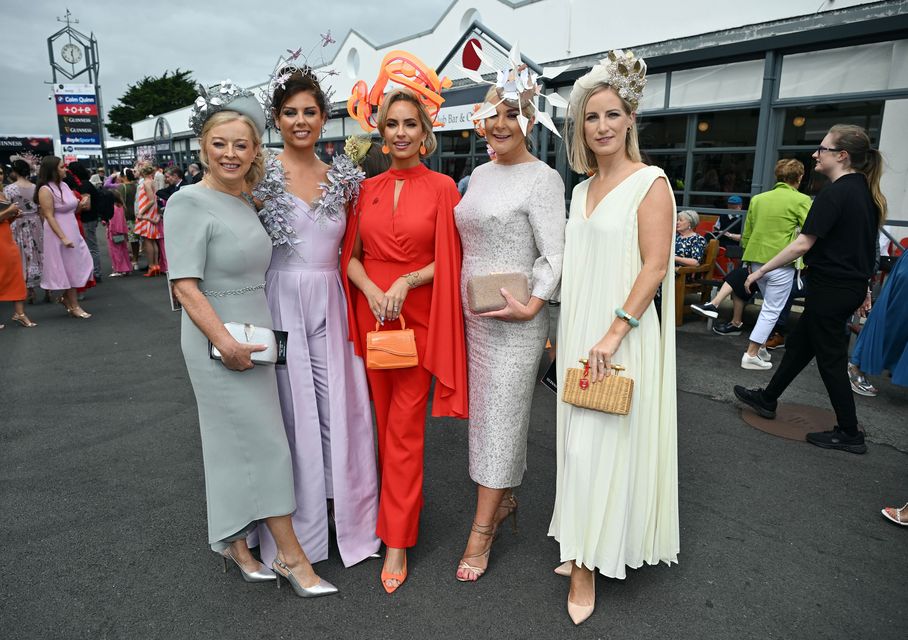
[56,103,99,116]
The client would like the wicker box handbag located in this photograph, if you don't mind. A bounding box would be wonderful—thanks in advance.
[366,314,418,370]
[562,359,634,415]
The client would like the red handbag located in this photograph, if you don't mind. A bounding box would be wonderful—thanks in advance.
[366,314,418,370]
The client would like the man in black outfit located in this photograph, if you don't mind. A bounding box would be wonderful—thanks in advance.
[156,167,185,209]
[733,126,882,454]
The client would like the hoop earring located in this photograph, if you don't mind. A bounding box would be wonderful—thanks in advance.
[381,144,390,155]
[419,142,427,155]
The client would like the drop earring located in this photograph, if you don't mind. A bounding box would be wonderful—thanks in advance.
[419,141,427,155]
[381,144,390,154]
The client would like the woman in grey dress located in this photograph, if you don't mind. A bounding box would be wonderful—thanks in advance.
[166,82,335,598]
[453,87,565,581]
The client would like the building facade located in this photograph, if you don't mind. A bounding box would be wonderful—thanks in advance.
[129,0,908,232]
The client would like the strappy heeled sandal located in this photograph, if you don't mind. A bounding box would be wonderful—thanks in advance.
[456,522,496,582]
[881,503,908,527]
[11,313,37,328]
[495,491,519,535]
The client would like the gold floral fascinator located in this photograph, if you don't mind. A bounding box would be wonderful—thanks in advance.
[254,34,366,256]
[567,49,648,116]
[188,80,266,136]
[459,41,571,139]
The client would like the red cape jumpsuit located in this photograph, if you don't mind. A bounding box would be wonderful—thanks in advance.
[341,163,469,548]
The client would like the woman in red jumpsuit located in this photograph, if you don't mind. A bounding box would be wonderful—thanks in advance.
[342,88,468,593]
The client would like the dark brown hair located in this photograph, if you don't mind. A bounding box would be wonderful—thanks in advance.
[11,159,30,178]
[271,67,329,117]
[34,155,63,204]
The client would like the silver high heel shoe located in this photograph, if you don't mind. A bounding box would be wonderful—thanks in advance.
[220,549,276,583]
[272,558,338,598]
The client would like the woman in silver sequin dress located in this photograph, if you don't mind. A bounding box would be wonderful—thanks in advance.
[453,87,565,581]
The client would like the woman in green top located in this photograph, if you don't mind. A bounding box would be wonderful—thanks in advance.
[737,159,811,370]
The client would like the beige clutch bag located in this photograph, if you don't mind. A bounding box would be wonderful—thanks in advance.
[562,359,634,415]
[467,273,530,313]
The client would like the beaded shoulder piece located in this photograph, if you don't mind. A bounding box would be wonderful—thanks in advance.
[312,154,365,226]
[253,150,300,254]
[252,151,365,254]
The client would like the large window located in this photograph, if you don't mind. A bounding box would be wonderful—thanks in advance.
[640,109,758,212]
[777,101,884,195]
[435,130,489,183]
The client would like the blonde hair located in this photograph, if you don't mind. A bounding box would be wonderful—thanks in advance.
[136,162,156,177]
[376,89,437,157]
[775,158,805,185]
[198,110,265,187]
[482,85,535,151]
[564,85,641,175]
[829,124,887,227]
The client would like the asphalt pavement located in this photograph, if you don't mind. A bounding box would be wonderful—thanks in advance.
[2,252,906,640]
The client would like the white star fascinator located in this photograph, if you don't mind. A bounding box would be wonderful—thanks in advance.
[458,41,570,138]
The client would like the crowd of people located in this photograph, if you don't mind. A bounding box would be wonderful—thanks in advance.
[0,152,204,329]
[3,41,904,627]
[674,134,906,451]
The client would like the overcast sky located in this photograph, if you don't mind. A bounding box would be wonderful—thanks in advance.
[2,1,449,136]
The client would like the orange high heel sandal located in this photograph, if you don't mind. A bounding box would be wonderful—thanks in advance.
[380,554,407,594]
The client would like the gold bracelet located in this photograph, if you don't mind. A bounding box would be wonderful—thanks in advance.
[403,272,420,288]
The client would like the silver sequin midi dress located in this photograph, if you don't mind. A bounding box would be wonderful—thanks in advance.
[454,160,565,488]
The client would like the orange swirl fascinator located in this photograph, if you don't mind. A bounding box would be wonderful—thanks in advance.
[347,50,452,132]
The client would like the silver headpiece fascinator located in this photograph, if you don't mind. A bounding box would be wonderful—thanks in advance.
[260,34,339,129]
[459,41,570,138]
[568,49,647,116]
[189,80,266,136]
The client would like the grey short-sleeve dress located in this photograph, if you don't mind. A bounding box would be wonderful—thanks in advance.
[454,160,566,488]
[164,184,295,551]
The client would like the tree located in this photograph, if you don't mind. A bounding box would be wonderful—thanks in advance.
[107,69,197,140]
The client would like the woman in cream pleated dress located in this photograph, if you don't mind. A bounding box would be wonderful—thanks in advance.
[548,50,679,626]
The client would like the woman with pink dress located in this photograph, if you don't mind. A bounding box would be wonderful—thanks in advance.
[249,63,380,569]
[105,189,133,276]
[35,156,94,318]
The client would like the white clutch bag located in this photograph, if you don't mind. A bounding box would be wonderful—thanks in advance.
[208,322,288,365]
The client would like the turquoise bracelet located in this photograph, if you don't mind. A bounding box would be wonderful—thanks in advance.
[615,307,640,328]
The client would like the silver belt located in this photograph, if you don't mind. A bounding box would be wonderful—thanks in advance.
[200,283,265,297]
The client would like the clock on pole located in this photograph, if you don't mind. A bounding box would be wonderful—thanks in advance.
[47,10,107,165]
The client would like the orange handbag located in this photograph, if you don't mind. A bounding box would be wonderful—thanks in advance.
[366,314,419,370]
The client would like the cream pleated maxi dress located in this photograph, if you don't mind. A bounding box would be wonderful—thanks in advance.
[548,165,679,579]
